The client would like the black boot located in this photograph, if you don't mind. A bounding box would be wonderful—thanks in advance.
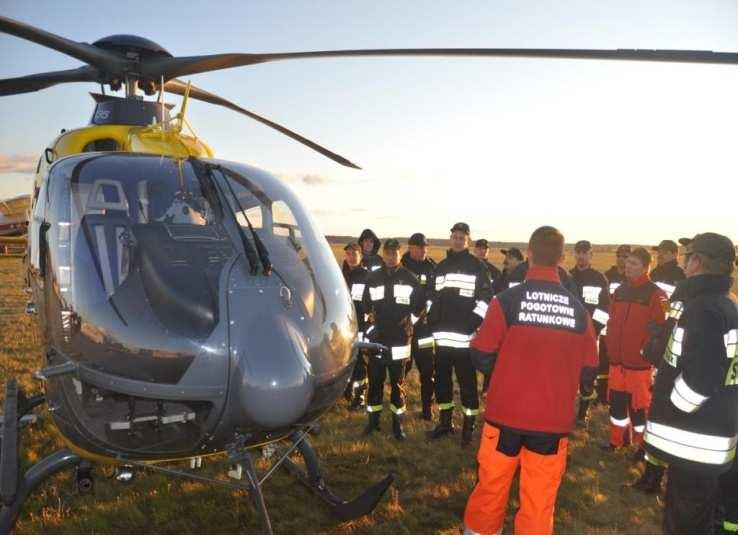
[428,409,454,439]
[348,384,366,412]
[461,415,476,448]
[363,411,381,436]
[630,462,665,494]
[576,399,591,427]
[421,403,432,421]
[392,413,406,441]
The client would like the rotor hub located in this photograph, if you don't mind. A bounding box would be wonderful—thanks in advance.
[92,34,173,60]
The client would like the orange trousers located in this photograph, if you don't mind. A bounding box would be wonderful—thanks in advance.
[463,423,568,535]
[607,365,652,448]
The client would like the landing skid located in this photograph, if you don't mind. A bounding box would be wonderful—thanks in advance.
[0,381,393,534]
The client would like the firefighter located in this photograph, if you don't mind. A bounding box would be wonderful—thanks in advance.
[342,242,369,411]
[643,233,738,534]
[650,239,686,299]
[507,253,580,296]
[493,247,525,293]
[359,228,384,272]
[600,244,631,403]
[463,226,598,535]
[428,222,493,447]
[604,247,668,451]
[362,239,424,440]
[570,240,610,425]
[401,232,437,420]
[473,239,503,288]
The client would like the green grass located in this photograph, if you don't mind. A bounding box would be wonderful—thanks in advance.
[0,256,665,534]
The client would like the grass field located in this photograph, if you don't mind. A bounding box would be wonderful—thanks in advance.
[0,247,708,534]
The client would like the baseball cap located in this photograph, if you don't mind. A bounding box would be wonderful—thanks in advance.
[344,242,361,252]
[408,232,429,246]
[383,238,401,250]
[501,247,524,261]
[685,233,736,265]
[652,240,678,254]
[450,222,470,235]
[574,240,592,253]
[475,238,489,249]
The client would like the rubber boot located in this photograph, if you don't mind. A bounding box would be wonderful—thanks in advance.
[428,409,454,439]
[631,462,665,494]
[392,413,406,441]
[461,415,476,448]
[363,411,381,436]
[349,384,366,412]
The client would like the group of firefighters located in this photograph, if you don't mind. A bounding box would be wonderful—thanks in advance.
[340,223,738,535]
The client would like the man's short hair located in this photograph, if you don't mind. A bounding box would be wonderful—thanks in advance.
[528,226,564,267]
[629,247,652,268]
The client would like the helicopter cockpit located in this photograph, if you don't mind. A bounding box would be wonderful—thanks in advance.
[32,153,356,458]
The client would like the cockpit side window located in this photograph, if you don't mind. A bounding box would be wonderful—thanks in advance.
[83,139,119,152]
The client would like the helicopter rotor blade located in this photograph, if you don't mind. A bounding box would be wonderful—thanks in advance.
[144,47,738,80]
[0,66,99,96]
[0,16,125,73]
[164,79,361,169]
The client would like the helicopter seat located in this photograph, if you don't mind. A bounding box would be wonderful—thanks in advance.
[80,213,134,297]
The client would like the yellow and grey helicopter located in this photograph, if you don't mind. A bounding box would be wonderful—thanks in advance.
[0,13,735,534]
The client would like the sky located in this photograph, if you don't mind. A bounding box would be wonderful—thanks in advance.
[1,1,737,244]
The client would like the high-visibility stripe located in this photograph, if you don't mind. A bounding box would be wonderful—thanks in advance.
[369,285,385,301]
[417,336,435,349]
[655,282,676,298]
[433,331,472,348]
[724,520,738,532]
[645,421,738,463]
[367,404,383,413]
[390,404,406,415]
[435,273,477,292]
[726,329,738,358]
[370,265,381,271]
[426,299,433,313]
[669,301,684,320]
[508,282,520,288]
[600,325,608,336]
[592,308,609,326]
[350,283,365,301]
[411,313,420,325]
[633,425,645,433]
[438,402,455,410]
[610,416,630,427]
[357,331,364,342]
[393,284,413,305]
[670,374,708,413]
[365,325,375,335]
[609,282,621,294]
[462,406,480,416]
[596,374,608,380]
[391,345,411,360]
[582,285,601,305]
[473,300,488,319]
[352,379,367,388]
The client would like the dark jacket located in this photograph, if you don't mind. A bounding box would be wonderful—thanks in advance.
[472,265,598,434]
[650,259,686,299]
[401,252,436,343]
[481,260,503,291]
[508,261,580,298]
[358,229,384,272]
[362,265,424,357]
[570,266,610,335]
[604,266,626,296]
[428,249,493,348]
[645,274,738,474]
[344,264,370,338]
[606,274,668,370]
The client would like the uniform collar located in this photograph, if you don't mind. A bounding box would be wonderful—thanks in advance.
[526,265,561,283]
[446,248,471,259]
[681,274,733,299]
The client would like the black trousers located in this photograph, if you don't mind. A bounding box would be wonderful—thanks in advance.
[664,464,720,535]
[410,333,435,408]
[718,459,738,532]
[366,356,406,414]
[434,346,479,415]
[349,351,367,386]
[597,335,609,403]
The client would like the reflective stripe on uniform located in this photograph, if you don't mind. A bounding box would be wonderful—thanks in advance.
[390,404,406,415]
[473,300,488,319]
[367,404,383,413]
[726,329,738,358]
[669,301,684,320]
[370,265,381,271]
[435,273,477,292]
[369,286,385,301]
[582,285,601,305]
[463,406,480,416]
[610,416,630,427]
[670,374,708,413]
[365,325,375,335]
[724,521,738,532]
[426,299,433,313]
[411,313,420,325]
[391,345,411,360]
[655,282,676,298]
[665,326,685,367]
[417,336,435,349]
[609,282,621,294]
[645,421,738,465]
[592,308,609,326]
[438,402,455,410]
[633,425,645,433]
[393,284,413,305]
[434,331,472,348]
[350,283,365,301]
[508,282,520,288]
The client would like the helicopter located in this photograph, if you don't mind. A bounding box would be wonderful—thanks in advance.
[1,13,737,535]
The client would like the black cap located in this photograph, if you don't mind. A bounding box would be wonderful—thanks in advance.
[408,232,428,246]
[344,241,361,252]
[450,222,470,235]
[475,238,489,249]
[686,233,736,264]
[652,240,678,254]
[383,238,401,250]
[501,247,524,261]
[678,237,692,247]
[574,240,592,253]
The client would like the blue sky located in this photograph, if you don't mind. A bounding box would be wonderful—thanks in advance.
[1,1,737,243]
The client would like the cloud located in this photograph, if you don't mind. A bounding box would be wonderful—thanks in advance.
[0,154,37,174]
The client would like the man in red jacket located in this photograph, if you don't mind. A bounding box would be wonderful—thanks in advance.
[605,247,668,451]
[463,226,598,535]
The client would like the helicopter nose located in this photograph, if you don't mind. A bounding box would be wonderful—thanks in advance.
[231,312,314,430]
